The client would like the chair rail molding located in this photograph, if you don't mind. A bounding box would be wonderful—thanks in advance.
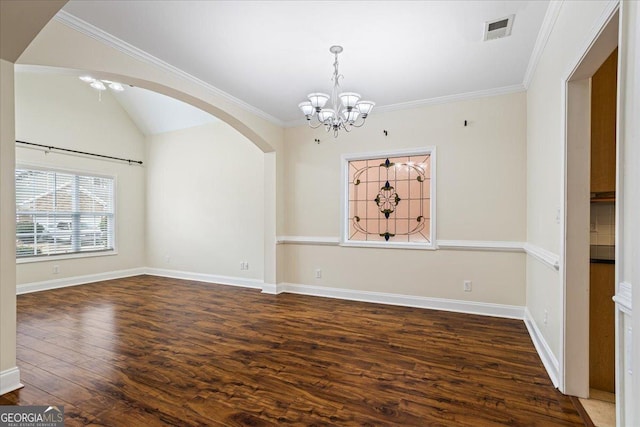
[523,243,560,270]
[277,236,527,253]
[437,240,524,252]
[613,281,632,315]
[276,236,340,246]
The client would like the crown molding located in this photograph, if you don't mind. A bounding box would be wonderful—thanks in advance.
[55,8,548,130]
[53,11,285,127]
[372,84,526,115]
[283,84,526,128]
[523,1,564,88]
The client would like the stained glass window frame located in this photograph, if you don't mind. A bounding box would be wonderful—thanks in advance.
[340,147,436,249]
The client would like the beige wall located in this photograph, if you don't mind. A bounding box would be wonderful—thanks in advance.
[14,72,146,285]
[285,92,527,240]
[282,92,527,305]
[0,60,17,376]
[525,0,614,375]
[146,121,264,280]
[17,15,285,287]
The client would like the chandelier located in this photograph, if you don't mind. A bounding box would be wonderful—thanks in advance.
[79,75,125,92]
[298,46,375,138]
[79,75,125,101]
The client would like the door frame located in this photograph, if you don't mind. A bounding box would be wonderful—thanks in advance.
[560,0,619,401]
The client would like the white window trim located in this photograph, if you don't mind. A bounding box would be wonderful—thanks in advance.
[15,162,118,262]
[340,147,437,250]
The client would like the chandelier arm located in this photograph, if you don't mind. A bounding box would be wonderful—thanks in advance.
[350,118,367,128]
[307,120,324,129]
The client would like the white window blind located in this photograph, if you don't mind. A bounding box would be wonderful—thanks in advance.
[15,168,115,259]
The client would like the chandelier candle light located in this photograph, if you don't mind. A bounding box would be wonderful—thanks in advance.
[299,46,375,138]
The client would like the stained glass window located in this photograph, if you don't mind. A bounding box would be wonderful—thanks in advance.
[343,149,435,247]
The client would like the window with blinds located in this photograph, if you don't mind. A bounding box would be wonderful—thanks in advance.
[15,168,115,259]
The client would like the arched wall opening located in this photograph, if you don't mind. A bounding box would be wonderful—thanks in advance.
[13,69,276,288]
[17,66,276,154]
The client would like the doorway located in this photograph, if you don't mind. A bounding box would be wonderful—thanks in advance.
[563,5,619,427]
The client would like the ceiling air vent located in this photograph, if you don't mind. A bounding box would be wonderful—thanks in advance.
[484,15,515,41]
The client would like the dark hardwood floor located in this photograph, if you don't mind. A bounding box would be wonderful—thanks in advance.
[1,275,584,426]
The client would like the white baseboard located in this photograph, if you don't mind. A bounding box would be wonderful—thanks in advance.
[15,268,559,392]
[277,282,525,319]
[16,268,524,319]
[16,267,146,295]
[261,283,279,294]
[0,367,23,396]
[145,268,263,290]
[524,307,559,387]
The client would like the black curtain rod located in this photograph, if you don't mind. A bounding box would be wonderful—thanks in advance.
[16,140,143,165]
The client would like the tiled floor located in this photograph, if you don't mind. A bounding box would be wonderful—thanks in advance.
[579,389,615,427]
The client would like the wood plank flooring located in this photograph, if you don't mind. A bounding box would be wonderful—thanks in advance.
[1,275,585,426]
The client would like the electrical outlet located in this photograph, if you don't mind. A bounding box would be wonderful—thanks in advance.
[543,309,548,325]
[463,280,472,292]
[164,255,170,264]
[315,269,322,279]
[53,265,59,274]
[244,262,249,270]
[240,262,245,270]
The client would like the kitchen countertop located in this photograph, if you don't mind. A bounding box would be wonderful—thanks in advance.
[590,245,615,264]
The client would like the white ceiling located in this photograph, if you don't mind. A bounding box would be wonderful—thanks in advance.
[61,1,550,124]
[112,86,217,136]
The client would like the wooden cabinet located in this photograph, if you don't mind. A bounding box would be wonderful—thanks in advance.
[589,262,615,392]
[590,48,617,193]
